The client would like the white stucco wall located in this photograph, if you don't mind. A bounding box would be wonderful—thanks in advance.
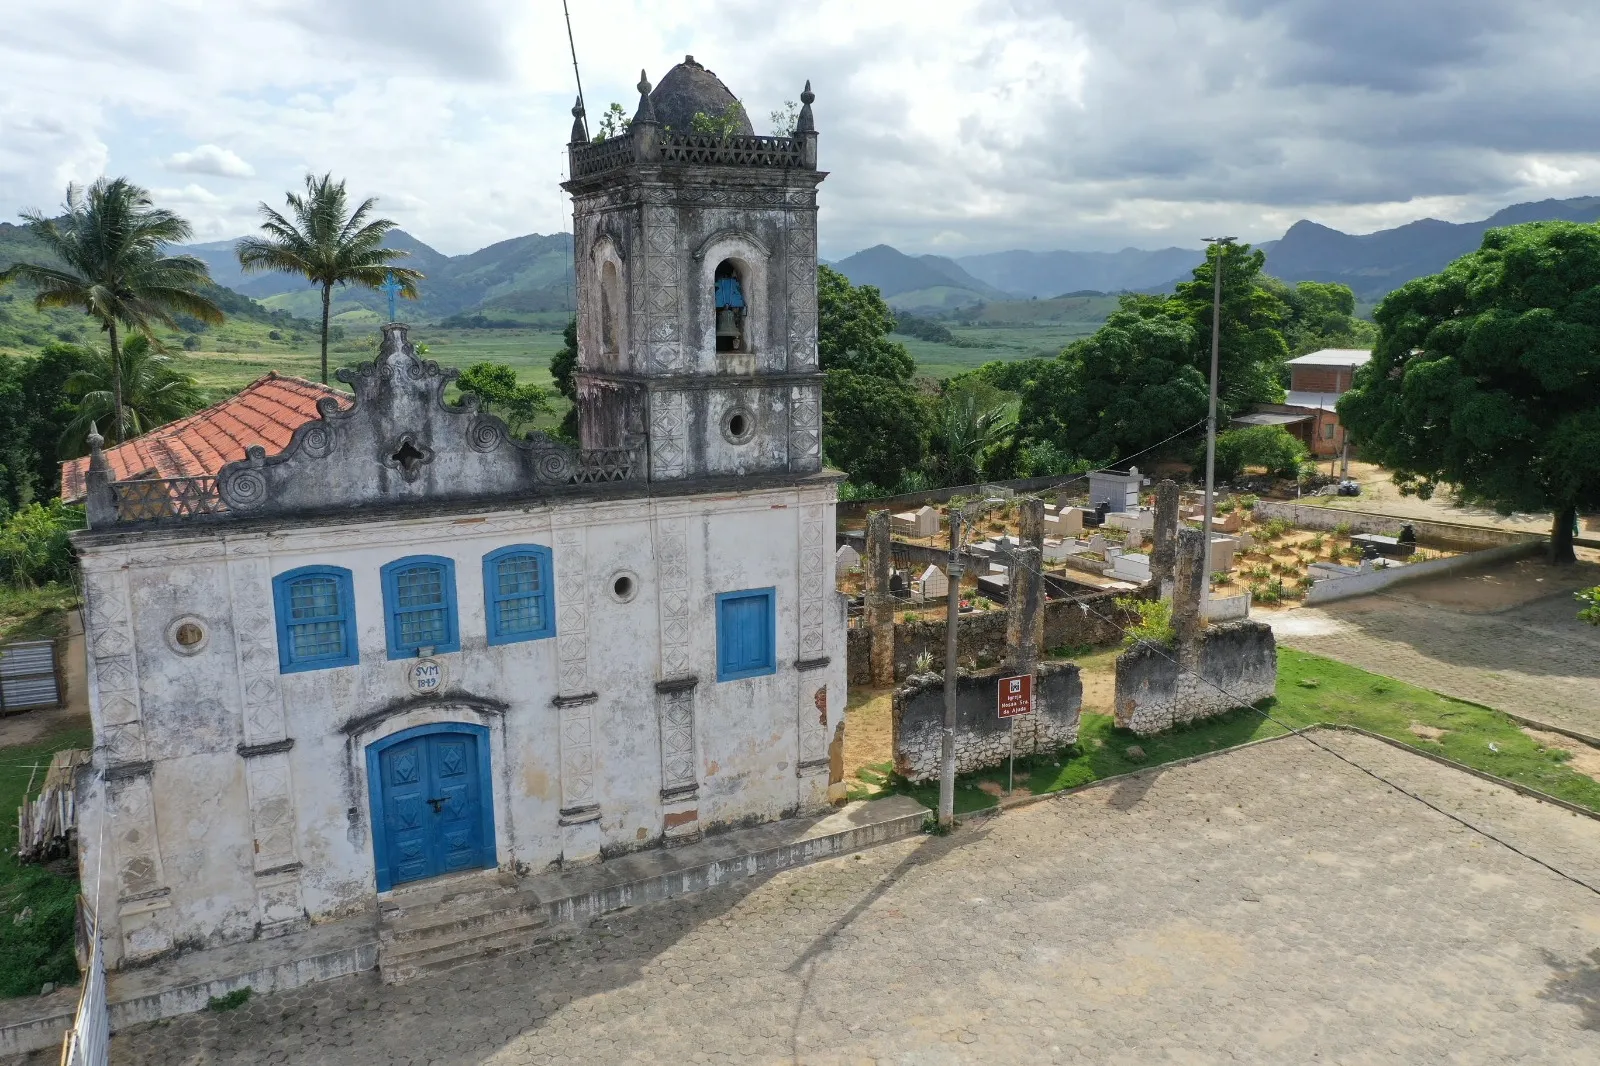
[76,482,845,967]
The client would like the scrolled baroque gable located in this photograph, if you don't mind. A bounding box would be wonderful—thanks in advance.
[214,325,641,517]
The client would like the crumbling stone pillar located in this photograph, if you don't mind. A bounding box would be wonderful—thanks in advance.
[1004,544,1044,748]
[1150,479,1179,594]
[1018,495,1045,551]
[1172,526,1206,649]
[865,510,896,686]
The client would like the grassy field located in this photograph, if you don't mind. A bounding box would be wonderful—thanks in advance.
[883,648,1600,815]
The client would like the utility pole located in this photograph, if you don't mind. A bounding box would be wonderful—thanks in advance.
[1200,236,1235,614]
[938,508,963,829]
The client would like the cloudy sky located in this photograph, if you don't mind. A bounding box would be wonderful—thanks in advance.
[3,0,1597,259]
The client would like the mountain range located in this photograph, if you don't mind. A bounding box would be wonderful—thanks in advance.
[828,194,1600,310]
[181,231,576,321]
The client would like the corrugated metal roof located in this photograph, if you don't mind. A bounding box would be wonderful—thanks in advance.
[60,373,350,503]
[1233,412,1313,427]
[1286,348,1372,367]
[1285,390,1343,409]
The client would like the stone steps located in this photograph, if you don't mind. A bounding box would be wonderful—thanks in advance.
[377,873,550,984]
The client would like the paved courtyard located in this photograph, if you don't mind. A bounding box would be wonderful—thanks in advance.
[49,732,1600,1065]
[1270,557,1600,742]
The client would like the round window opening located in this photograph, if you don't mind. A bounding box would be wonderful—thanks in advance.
[166,616,209,655]
[722,406,756,445]
[609,570,640,603]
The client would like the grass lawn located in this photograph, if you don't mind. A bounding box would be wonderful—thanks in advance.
[0,723,92,998]
[873,648,1600,816]
[0,583,77,643]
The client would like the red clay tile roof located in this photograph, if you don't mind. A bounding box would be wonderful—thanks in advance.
[60,373,351,503]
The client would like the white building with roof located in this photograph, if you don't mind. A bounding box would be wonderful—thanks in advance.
[67,57,846,980]
[1238,348,1371,458]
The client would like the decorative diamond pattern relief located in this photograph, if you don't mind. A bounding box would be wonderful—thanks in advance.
[659,689,697,790]
[109,776,166,901]
[788,385,822,472]
[796,504,830,767]
[554,528,596,809]
[85,572,147,760]
[650,392,688,480]
[644,205,682,373]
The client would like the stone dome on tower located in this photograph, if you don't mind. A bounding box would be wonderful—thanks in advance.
[647,55,755,135]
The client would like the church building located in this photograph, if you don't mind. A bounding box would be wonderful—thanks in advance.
[68,57,842,970]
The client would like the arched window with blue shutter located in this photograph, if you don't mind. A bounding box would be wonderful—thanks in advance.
[273,565,359,673]
[483,545,556,646]
[381,555,460,659]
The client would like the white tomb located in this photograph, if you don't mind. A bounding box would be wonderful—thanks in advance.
[915,564,949,599]
[835,543,862,571]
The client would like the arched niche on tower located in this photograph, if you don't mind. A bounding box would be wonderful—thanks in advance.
[586,236,629,373]
[694,230,770,374]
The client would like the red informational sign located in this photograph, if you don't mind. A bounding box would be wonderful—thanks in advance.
[997,673,1033,718]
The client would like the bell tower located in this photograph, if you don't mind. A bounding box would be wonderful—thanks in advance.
[562,56,825,482]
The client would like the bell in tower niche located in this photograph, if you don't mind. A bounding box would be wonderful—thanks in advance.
[714,263,746,352]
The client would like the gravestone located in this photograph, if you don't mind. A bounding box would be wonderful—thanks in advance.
[835,543,861,571]
[917,564,948,599]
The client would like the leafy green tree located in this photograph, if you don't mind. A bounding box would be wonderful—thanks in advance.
[1274,279,1378,356]
[1338,221,1600,563]
[1170,241,1289,412]
[455,361,552,438]
[236,173,423,385]
[59,334,205,453]
[818,265,916,380]
[816,265,925,488]
[0,177,223,438]
[1209,425,1308,480]
[1015,296,1208,464]
[821,369,927,492]
[549,316,579,441]
[0,344,87,511]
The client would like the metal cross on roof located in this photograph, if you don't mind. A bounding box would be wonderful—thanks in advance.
[381,272,402,323]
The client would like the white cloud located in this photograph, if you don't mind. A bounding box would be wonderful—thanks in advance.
[2,0,1599,257]
[165,144,255,178]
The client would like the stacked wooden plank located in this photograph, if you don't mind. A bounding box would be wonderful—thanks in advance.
[16,748,88,864]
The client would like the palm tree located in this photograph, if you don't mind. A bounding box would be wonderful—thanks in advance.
[59,334,207,453]
[0,178,223,439]
[236,173,423,384]
[929,390,1016,486]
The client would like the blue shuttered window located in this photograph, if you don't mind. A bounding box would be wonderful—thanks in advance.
[381,556,460,659]
[273,566,358,673]
[483,546,556,646]
[716,587,777,682]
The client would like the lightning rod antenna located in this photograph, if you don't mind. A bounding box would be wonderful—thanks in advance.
[563,0,589,141]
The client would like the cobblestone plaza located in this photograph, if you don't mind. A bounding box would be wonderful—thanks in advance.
[70,732,1600,1065]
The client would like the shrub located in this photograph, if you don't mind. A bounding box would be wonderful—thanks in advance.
[1333,521,1352,538]
[1307,534,1325,552]
[1261,517,1293,540]
[0,501,84,588]
[1577,587,1600,626]
[182,334,201,351]
[1208,425,1309,480]
[1116,595,1174,646]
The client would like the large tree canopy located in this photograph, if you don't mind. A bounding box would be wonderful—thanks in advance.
[1014,294,1208,465]
[1338,220,1600,562]
[1170,242,1288,413]
[817,265,925,490]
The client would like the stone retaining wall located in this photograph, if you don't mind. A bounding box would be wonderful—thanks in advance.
[892,662,1082,781]
[1252,501,1545,552]
[889,592,1138,682]
[1113,621,1277,736]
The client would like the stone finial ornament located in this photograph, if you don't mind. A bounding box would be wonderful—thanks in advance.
[631,70,657,126]
[796,79,816,133]
[569,95,587,144]
[84,421,118,528]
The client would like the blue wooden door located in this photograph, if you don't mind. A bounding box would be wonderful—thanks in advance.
[372,728,491,889]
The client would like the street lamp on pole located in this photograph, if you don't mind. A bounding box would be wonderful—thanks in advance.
[1200,237,1235,613]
